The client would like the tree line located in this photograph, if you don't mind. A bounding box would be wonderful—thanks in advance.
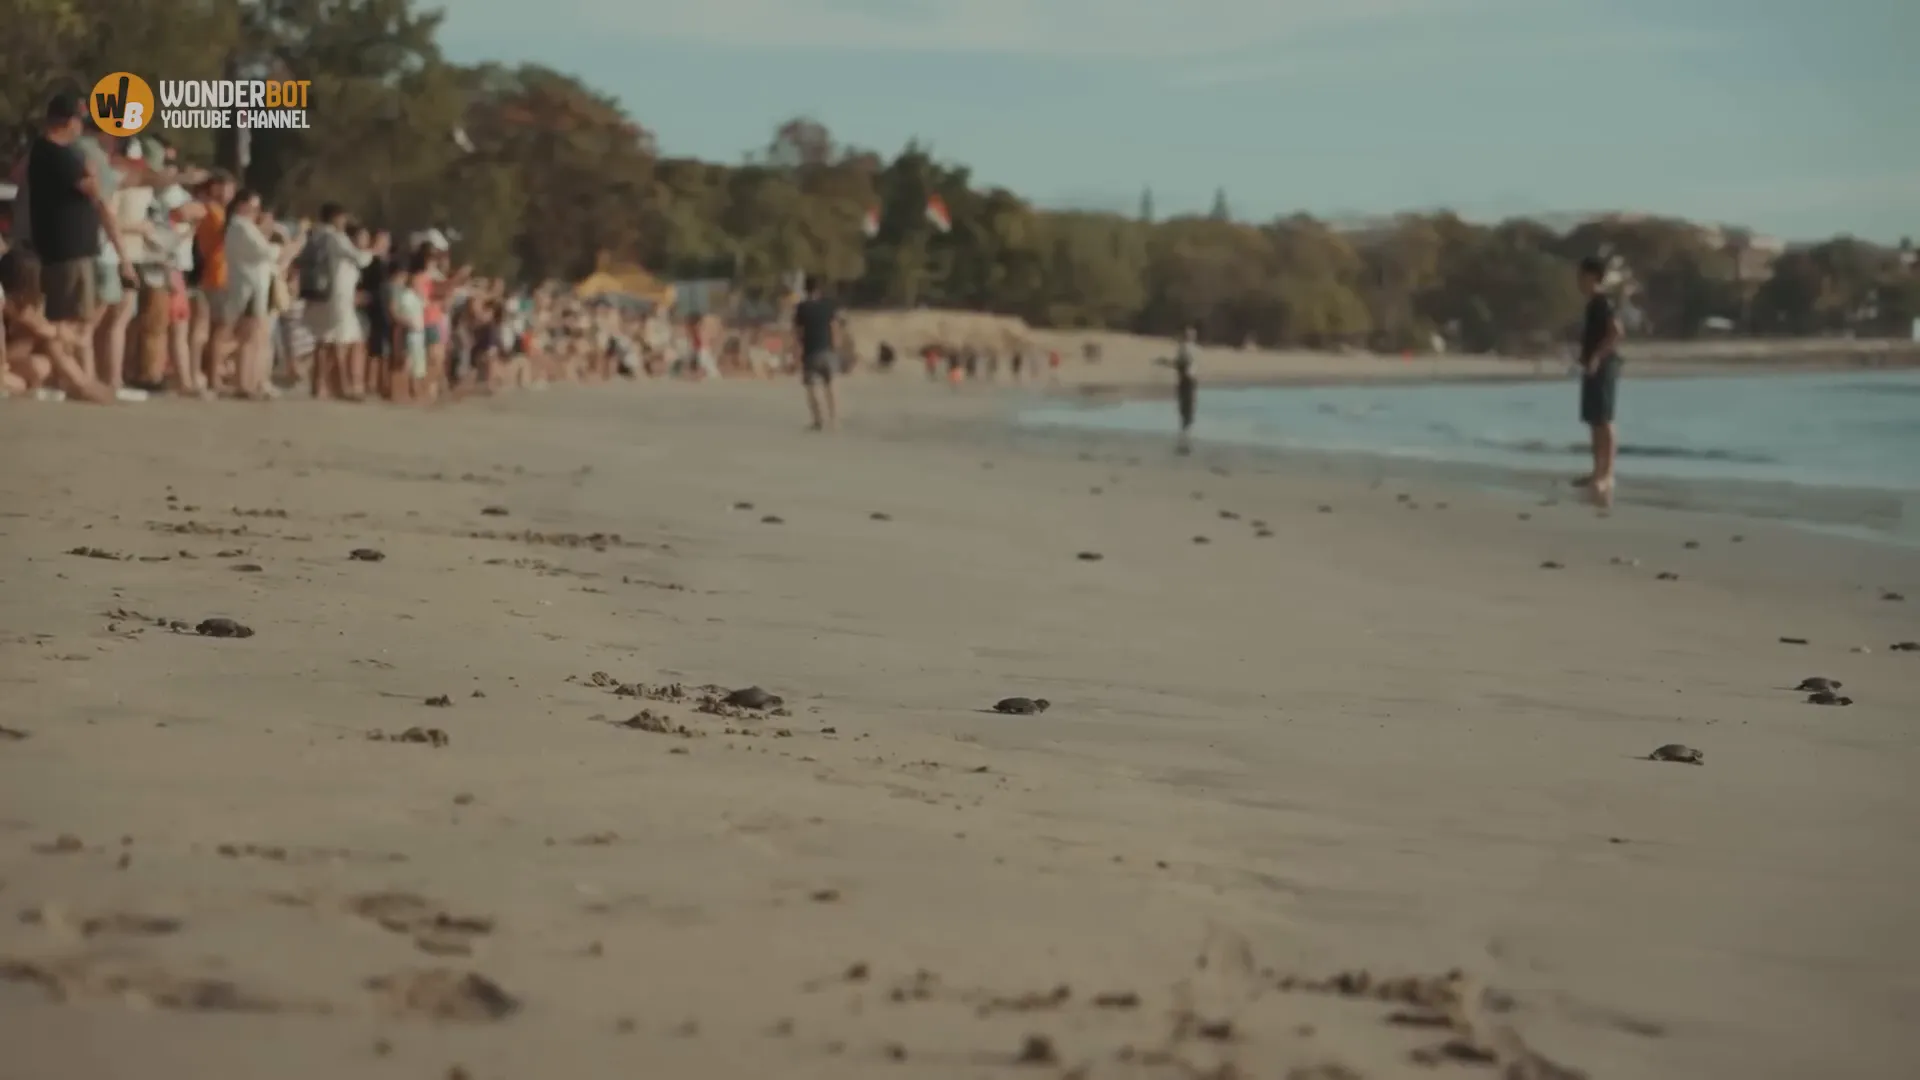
[6,0,1917,351]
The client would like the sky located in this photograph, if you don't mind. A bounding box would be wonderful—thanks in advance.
[435,0,1919,242]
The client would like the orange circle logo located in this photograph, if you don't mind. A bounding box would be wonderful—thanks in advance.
[90,73,156,137]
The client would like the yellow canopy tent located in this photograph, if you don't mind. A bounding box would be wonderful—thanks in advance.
[574,254,674,308]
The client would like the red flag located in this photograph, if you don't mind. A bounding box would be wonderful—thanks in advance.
[924,195,951,233]
[861,206,880,238]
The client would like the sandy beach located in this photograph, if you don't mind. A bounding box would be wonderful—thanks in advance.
[2,375,1917,1080]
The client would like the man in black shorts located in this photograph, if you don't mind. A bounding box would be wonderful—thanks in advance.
[792,274,842,430]
[1574,255,1624,500]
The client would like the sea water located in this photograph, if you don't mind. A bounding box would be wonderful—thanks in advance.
[1022,370,1920,542]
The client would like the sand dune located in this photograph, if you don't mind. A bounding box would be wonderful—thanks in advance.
[1,376,1916,1079]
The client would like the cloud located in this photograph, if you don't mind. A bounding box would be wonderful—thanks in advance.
[444,0,1497,59]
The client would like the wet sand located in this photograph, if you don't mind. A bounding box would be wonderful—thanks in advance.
[2,378,1917,1080]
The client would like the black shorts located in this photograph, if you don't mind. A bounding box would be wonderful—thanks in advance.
[802,350,835,385]
[1176,374,1197,428]
[1579,355,1622,425]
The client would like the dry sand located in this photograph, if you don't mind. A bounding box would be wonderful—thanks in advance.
[2,374,1917,1080]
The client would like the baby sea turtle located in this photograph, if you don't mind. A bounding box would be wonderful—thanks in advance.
[195,617,254,638]
[1883,591,1906,602]
[1795,677,1841,692]
[1075,551,1104,562]
[1317,505,1334,514]
[1646,744,1703,765]
[1218,510,1240,521]
[760,515,784,525]
[732,501,754,511]
[1254,528,1274,539]
[480,506,509,516]
[1540,560,1564,570]
[869,512,893,522]
[992,697,1050,715]
[723,686,783,710]
[1806,691,1853,707]
[1778,636,1809,645]
[1682,540,1700,549]
[1655,571,1680,581]
[1192,536,1211,545]
[349,548,385,562]
[1892,641,1919,652]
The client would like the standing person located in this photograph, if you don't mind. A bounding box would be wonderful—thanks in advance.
[1162,326,1200,452]
[299,202,372,400]
[357,228,392,399]
[152,172,206,396]
[189,170,236,391]
[25,93,135,375]
[219,189,283,400]
[76,125,141,398]
[387,259,428,403]
[791,274,843,430]
[1573,255,1624,501]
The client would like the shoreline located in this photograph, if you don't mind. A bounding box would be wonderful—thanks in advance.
[3,382,1917,1080]
[1053,348,1920,399]
[1001,367,1920,548]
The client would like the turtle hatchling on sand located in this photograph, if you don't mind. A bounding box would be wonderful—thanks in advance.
[722,686,784,710]
[992,697,1050,715]
[1806,691,1854,707]
[1795,677,1841,693]
[1646,744,1704,765]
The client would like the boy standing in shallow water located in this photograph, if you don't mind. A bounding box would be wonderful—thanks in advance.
[1573,255,1624,502]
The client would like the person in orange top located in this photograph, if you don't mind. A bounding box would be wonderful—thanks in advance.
[188,170,236,391]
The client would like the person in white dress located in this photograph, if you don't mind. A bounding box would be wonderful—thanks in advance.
[221,189,302,400]
[300,202,372,399]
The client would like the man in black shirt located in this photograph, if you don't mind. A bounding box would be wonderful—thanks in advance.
[25,93,132,329]
[1574,255,1624,500]
[791,274,843,430]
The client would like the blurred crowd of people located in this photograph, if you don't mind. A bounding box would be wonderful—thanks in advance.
[0,92,854,407]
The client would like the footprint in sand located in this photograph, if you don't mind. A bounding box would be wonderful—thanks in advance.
[366,968,518,1021]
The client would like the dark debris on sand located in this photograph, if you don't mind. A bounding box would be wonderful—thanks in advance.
[370,728,450,748]
[584,674,791,719]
